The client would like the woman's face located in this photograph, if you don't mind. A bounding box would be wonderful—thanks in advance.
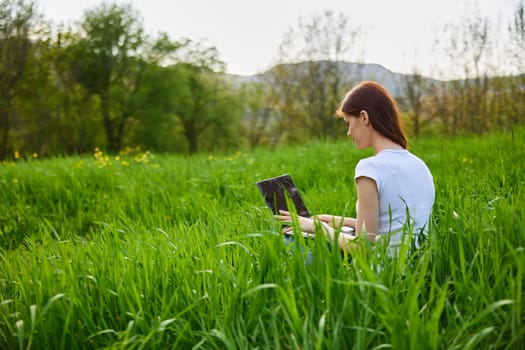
[344,112,370,149]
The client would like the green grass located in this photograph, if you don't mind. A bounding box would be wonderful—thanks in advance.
[0,130,524,349]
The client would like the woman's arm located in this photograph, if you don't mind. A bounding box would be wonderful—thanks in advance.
[354,176,379,241]
[322,176,379,253]
[275,176,379,254]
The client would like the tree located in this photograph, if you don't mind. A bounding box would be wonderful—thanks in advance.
[9,25,105,156]
[12,29,65,156]
[69,3,148,152]
[171,40,244,154]
[507,0,525,129]
[126,63,183,152]
[271,10,362,143]
[400,67,436,137]
[171,63,241,154]
[131,39,242,154]
[238,79,283,148]
[437,5,492,135]
[0,0,38,158]
[50,28,105,154]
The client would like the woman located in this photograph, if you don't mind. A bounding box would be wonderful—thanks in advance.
[276,81,435,254]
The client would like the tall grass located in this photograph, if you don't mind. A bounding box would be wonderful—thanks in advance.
[0,131,524,349]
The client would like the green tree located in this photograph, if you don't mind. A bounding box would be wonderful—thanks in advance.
[128,63,186,152]
[50,29,105,154]
[0,0,38,158]
[172,63,242,154]
[170,40,241,154]
[10,26,105,156]
[11,28,63,156]
[131,40,243,154]
[198,76,244,153]
[69,2,148,152]
[238,79,283,148]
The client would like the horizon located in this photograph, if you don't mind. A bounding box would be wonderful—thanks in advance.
[40,0,521,80]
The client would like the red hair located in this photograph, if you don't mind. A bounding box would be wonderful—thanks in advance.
[337,81,407,149]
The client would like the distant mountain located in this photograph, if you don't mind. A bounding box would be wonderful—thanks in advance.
[227,61,440,97]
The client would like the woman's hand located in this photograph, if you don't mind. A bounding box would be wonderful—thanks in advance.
[314,214,356,229]
[274,210,317,233]
[315,214,339,226]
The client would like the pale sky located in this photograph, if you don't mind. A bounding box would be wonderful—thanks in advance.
[39,0,519,79]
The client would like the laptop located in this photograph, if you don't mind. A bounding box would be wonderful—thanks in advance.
[256,174,354,238]
[256,174,315,238]
[256,174,310,218]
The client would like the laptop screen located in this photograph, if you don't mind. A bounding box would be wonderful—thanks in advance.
[256,174,310,217]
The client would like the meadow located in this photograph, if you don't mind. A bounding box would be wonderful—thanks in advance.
[0,130,524,349]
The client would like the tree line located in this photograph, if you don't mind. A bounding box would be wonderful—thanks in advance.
[1,0,524,159]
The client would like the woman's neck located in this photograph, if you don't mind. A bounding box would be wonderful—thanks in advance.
[371,134,404,154]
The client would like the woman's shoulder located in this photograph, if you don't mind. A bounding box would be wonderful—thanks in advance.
[377,149,427,164]
[359,149,408,165]
[355,153,379,169]
[355,154,383,179]
[358,149,430,173]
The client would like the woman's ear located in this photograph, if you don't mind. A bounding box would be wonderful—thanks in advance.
[360,110,369,126]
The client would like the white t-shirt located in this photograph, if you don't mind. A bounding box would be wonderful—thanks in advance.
[354,149,435,247]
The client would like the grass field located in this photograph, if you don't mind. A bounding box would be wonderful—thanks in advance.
[1,130,524,349]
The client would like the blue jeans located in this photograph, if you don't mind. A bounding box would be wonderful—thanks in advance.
[284,234,313,264]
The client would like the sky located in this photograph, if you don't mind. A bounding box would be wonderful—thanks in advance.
[39,0,520,79]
